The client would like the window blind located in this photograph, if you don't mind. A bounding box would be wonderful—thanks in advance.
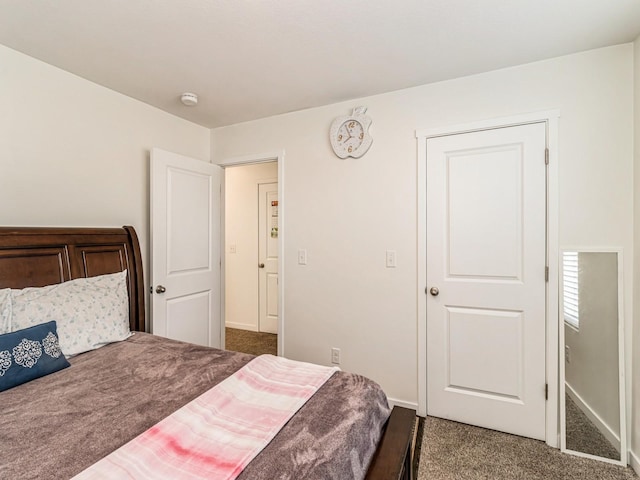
[563,251,579,328]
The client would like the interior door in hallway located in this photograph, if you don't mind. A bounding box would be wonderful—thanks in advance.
[426,122,547,440]
[258,182,278,334]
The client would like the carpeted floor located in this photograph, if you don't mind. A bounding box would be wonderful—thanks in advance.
[566,394,620,460]
[225,327,277,356]
[418,416,637,480]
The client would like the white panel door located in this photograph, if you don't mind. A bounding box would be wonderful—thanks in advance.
[426,123,547,440]
[258,182,278,334]
[151,148,222,348]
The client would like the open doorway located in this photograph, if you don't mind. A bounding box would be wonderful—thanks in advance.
[223,161,278,356]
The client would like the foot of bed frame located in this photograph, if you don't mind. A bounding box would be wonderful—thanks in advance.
[365,406,417,480]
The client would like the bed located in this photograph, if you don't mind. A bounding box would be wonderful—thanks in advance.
[0,226,416,480]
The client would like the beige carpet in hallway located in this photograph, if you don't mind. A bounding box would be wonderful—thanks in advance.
[225,327,277,356]
[418,416,637,480]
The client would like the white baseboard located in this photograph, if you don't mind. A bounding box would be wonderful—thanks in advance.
[387,397,419,413]
[629,450,640,473]
[566,384,620,453]
[225,322,258,332]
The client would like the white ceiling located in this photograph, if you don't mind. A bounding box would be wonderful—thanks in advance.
[1,1,640,128]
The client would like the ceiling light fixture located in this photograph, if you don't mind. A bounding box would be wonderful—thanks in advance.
[180,92,198,106]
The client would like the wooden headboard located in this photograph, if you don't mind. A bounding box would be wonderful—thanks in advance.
[0,226,145,332]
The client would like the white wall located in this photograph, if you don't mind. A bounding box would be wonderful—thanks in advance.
[0,44,211,325]
[632,34,640,470]
[224,161,278,331]
[212,44,634,408]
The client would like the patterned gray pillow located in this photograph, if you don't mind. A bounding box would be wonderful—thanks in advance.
[0,288,10,335]
[10,271,131,356]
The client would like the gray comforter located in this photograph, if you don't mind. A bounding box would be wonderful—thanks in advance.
[0,333,390,479]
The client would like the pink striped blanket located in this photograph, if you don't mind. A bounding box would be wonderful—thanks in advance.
[73,354,338,480]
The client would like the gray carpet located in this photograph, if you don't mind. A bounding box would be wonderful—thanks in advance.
[418,416,637,480]
[566,395,620,460]
[225,327,277,356]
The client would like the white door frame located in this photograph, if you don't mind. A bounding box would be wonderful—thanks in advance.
[416,111,560,447]
[216,151,285,356]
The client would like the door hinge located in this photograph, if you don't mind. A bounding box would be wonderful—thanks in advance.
[544,148,549,165]
[545,266,549,282]
[545,383,548,400]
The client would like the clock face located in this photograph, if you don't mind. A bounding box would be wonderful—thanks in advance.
[336,120,365,155]
[329,110,373,159]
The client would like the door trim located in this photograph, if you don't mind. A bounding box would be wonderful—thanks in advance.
[217,151,285,357]
[416,111,560,447]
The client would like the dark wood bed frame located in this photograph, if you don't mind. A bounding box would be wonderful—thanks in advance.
[0,225,416,480]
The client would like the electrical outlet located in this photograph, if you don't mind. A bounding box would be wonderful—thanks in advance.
[331,347,340,365]
[229,244,237,254]
[565,345,571,364]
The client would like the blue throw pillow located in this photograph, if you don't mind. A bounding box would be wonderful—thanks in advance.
[0,321,70,392]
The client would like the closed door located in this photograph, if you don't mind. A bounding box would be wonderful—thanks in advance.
[151,148,222,348]
[426,123,547,440]
[258,182,278,334]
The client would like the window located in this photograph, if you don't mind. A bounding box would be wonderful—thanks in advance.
[563,251,579,329]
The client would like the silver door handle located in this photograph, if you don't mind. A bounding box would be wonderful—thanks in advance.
[259,263,265,268]
[429,287,439,296]
[155,285,166,294]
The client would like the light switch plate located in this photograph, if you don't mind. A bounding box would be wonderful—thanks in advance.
[298,249,307,265]
[386,250,397,268]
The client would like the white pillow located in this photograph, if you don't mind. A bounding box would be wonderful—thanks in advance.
[11,271,131,356]
[0,288,11,334]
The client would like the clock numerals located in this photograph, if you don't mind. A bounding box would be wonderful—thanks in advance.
[338,121,363,153]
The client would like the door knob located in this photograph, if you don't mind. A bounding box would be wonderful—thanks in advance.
[429,287,439,296]
[155,285,166,294]
[258,263,265,268]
